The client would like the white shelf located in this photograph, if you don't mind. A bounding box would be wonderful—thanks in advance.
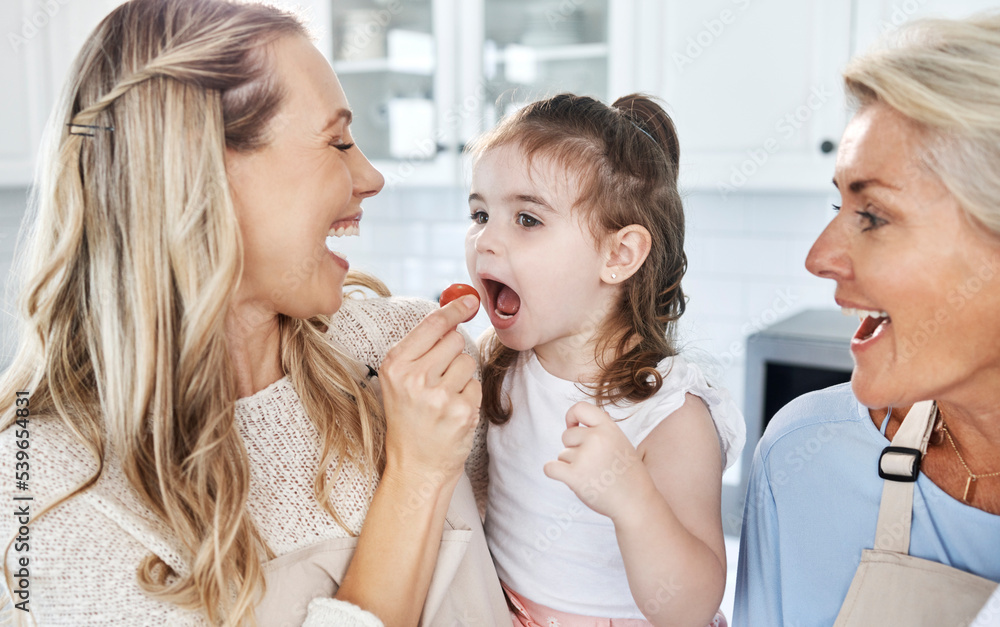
[497,42,608,64]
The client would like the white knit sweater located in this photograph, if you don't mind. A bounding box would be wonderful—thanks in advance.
[0,295,490,626]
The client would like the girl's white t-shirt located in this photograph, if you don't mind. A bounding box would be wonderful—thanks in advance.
[485,350,745,617]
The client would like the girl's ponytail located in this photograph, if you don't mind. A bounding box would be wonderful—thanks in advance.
[613,94,681,184]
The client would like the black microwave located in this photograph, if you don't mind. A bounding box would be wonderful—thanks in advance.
[722,308,857,535]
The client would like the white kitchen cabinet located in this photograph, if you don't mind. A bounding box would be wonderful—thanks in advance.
[853,0,1000,57]
[657,0,1000,195]
[0,0,132,188]
[4,0,998,190]
[328,0,459,188]
[0,0,56,187]
[653,0,853,194]
[327,0,635,188]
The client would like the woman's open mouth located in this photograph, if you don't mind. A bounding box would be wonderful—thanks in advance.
[326,213,362,270]
[844,307,891,347]
[482,278,521,330]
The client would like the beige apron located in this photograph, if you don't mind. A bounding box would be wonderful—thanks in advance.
[834,401,999,626]
[254,473,510,627]
[255,368,509,626]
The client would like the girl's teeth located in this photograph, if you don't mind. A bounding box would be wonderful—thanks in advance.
[841,307,889,320]
[328,224,360,237]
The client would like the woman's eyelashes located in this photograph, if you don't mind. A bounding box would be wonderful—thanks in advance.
[856,209,886,231]
[330,140,355,152]
[831,202,887,232]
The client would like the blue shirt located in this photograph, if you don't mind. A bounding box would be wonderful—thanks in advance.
[733,383,1000,626]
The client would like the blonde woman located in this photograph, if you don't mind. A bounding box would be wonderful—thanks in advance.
[0,0,508,625]
[735,14,1000,627]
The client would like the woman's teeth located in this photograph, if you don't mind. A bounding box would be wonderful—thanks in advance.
[327,223,358,261]
[328,224,360,237]
[841,307,889,320]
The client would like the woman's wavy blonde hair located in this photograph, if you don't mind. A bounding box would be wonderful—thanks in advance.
[844,11,1000,237]
[0,0,386,624]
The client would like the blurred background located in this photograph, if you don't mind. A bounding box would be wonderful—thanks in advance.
[1,0,998,618]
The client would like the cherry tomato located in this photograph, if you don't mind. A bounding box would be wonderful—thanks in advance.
[439,283,480,322]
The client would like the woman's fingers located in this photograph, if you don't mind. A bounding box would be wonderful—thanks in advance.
[386,296,479,363]
[382,328,465,389]
[378,300,482,481]
[418,330,469,385]
[440,351,477,393]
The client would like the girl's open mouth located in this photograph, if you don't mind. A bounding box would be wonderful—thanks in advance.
[482,278,521,329]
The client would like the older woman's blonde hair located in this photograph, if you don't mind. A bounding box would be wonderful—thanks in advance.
[0,0,386,624]
[844,12,1000,237]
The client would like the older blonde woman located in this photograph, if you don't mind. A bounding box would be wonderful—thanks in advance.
[735,14,1000,627]
[0,0,507,625]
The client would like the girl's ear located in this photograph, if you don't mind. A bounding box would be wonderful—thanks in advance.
[602,225,652,284]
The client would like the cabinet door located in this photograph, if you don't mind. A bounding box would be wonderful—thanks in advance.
[0,0,52,187]
[457,0,625,183]
[0,0,127,188]
[327,0,461,188]
[477,0,614,127]
[658,1,852,194]
[854,0,1000,57]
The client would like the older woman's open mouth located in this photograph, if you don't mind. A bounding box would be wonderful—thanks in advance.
[843,307,891,346]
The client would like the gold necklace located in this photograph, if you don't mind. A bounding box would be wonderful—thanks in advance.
[940,414,1000,504]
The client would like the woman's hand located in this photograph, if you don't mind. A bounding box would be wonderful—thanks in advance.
[543,401,651,521]
[336,295,482,625]
[379,294,482,486]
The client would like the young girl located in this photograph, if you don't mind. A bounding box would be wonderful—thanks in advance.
[464,94,745,627]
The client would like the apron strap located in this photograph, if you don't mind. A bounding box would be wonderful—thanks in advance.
[873,400,936,553]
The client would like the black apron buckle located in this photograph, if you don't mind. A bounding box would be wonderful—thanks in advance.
[878,446,922,482]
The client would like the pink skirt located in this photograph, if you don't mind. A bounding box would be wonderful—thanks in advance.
[502,582,727,627]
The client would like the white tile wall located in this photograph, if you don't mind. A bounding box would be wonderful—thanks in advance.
[0,185,843,423]
[334,187,845,488]
[0,183,840,611]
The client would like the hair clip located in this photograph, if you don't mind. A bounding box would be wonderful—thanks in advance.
[67,123,115,137]
[628,119,656,144]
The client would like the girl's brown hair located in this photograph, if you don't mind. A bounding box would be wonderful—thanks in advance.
[0,0,386,624]
[473,93,687,424]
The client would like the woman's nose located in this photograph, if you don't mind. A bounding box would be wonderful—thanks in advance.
[805,218,852,281]
[351,148,385,199]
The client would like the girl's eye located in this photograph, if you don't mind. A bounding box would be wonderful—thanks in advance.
[516,213,540,228]
[331,142,355,152]
[469,210,488,224]
[831,204,841,212]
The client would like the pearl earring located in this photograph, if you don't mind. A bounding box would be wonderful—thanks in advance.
[611,273,617,280]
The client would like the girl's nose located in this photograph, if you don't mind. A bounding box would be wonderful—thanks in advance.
[473,221,501,255]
